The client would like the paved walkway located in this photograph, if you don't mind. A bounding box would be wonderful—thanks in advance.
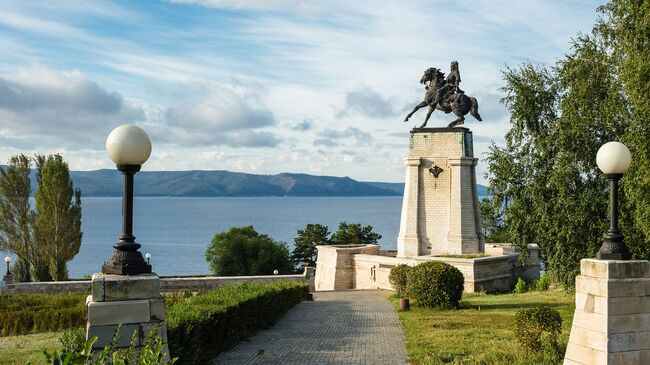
[211,290,408,365]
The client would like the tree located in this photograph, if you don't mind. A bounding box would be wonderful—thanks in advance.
[291,223,331,270]
[205,225,293,276]
[33,154,82,281]
[484,0,650,289]
[0,155,36,282]
[330,222,381,245]
[0,154,82,282]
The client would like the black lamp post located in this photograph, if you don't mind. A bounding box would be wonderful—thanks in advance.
[145,253,151,266]
[4,256,10,275]
[101,125,153,275]
[596,141,632,260]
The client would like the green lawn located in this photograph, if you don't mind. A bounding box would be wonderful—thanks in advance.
[395,288,575,365]
[0,331,62,365]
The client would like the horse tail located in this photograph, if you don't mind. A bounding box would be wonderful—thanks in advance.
[470,96,482,121]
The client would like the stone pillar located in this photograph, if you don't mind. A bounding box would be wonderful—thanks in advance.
[564,259,650,365]
[447,157,481,254]
[397,158,421,257]
[86,273,169,358]
[2,274,13,285]
[396,127,483,257]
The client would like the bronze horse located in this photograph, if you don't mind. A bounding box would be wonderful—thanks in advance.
[404,67,482,128]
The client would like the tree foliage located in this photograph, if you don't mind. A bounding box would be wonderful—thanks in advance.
[205,225,293,276]
[34,154,82,281]
[484,0,650,289]
[291,223,331,270]
[330,221,382,245]
[0,154,82,282]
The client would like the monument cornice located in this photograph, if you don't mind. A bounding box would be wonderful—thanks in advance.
[410,127,471,133]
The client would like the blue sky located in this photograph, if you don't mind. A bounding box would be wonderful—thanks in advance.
[0,0,605,183]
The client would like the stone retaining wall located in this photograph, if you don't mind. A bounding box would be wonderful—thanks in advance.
[0,268,315,295]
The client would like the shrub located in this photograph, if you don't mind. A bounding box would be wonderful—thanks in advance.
[389,264,411,298]
[407,261,464,308]
[167,281,309,364]
[0,293,86,335]
[535,274,550,291]
[205,225,293,276]
[60,326,86,354]
[514,277,528,294]
[514,305,562,354]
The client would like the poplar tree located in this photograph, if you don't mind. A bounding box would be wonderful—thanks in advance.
[33,154,82,281]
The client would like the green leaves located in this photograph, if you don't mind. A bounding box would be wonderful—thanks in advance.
[291,223,331,269]
[205,225,293,276]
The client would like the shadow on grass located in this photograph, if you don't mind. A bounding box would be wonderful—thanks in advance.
[459,301,569,311]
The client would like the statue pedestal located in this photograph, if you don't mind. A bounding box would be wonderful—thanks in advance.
[2,274,13,285]
[397,127,483,257]
[564,259,650,365]
[86,273,169,358]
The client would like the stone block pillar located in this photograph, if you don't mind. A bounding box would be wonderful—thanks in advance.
[564,259,650,365]
[396,127,483,257]
[86,273,170,358]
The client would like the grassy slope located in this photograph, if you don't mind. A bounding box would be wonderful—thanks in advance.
[396,288,575,365]
[0,331,62,365]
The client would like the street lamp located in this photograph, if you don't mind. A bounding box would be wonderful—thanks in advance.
[273,270,279,275]
[145,253,152,266]
[596,141,632,260]
[4,256,10,275]
[102,125,153,275]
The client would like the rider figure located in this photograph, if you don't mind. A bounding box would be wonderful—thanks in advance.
[432,61,463,106]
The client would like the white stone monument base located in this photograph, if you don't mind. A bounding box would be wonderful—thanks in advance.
[564,259,650,365]
[86,273,170,359]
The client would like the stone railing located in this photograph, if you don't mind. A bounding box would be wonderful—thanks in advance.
[0,267,315,295]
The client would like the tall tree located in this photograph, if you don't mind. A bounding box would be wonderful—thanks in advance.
[484,0,649,289]
[330,222,381,245]
[0,155,35,282]
[33,154,82,281]
[291,223,331,270]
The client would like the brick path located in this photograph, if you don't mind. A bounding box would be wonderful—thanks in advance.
[211,290,408,365]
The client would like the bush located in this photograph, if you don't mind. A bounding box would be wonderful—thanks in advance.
[205,225,293,276]
[0,293,86,335]
[407,261,464,308]
[167,281,309,363]
[60,326,86,354]
[535,274,550,291]
[514,305,562,354]
[389,264,411,298]
[514,277,528,294]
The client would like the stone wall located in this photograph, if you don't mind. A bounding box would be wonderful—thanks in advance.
[315,244,540,293]
[1,269,315,295]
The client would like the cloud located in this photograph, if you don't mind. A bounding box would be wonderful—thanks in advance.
[336,86,400,118]
[284,118,313,131]
[313,138,337,147]
[0,65,144,148]
[167,0,330,16]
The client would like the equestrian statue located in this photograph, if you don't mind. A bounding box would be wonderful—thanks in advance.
[404,61,482,128]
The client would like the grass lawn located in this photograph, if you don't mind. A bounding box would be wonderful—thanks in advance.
[395,288,575,365]
[0,331,62,365]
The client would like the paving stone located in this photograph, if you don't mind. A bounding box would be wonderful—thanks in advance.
[211,290,408,365]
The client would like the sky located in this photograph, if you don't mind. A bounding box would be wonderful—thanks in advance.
[0,0,606,183]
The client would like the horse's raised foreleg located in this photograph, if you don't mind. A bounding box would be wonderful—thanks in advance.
[404,101,429,122]
[420,106,435,128]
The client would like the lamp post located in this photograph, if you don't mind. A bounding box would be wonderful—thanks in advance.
[596,141,632,260]
[145,253,151,266]
[4,256,10,275]
[102,125,153,275]
[273,270,279,275]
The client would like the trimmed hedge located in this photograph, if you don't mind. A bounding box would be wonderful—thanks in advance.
[0,293,87,335]
[167,281,309,364]
[514,305,562,354]
[408,261,464,308]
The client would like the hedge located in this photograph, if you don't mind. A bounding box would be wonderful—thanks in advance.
[0,293,87,335]
[167,281,309,364]
[408,261,464,308]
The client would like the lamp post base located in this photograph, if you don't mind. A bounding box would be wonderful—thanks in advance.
[102,244,152,276]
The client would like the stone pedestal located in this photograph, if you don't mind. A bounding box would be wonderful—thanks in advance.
[564,259,650,365]
[2,274,13,285]
[397,127,483,257]
[86,273,170,358]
